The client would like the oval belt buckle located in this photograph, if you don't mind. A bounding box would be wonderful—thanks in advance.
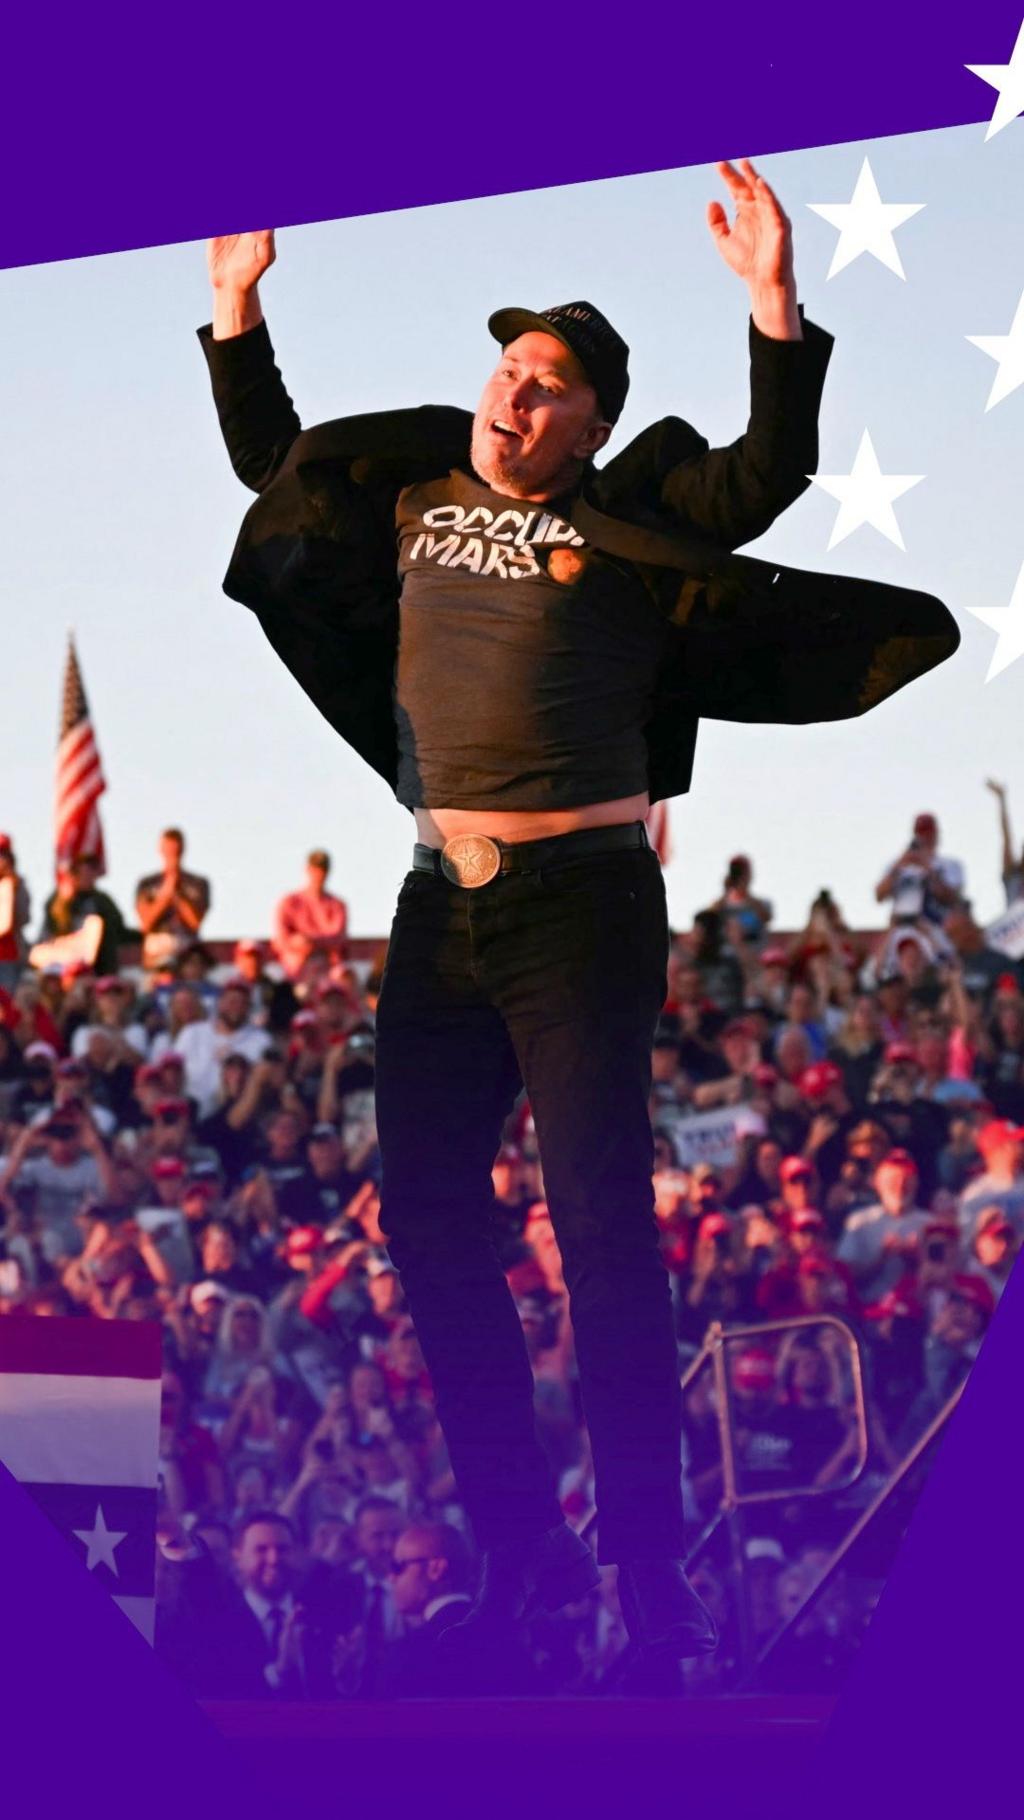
[439,833,502,888]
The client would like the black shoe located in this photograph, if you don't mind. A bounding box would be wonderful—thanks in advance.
[442,1521,600,1641]
[613,1642,691,1698]
[617,1559,719,1660]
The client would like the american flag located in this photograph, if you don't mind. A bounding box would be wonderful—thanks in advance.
[645,799,672,866]
[0,1318,161,1643]
[55,636,107,874]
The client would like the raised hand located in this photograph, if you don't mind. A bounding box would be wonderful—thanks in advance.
[207,231,276,296]
[706,160,793,289]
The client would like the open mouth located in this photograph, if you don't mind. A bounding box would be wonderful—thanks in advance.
[491,419,523,442]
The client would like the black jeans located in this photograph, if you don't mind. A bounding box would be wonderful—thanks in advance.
[374,834,686,1564]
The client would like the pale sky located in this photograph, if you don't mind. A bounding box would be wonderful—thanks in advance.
[2,121,1022,941]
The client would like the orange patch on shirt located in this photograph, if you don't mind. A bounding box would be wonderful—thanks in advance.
[547,548,587,585]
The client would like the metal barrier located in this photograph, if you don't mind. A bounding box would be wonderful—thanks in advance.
[577,1312,871,1676]
[739,1381,964,1690]
[678,1314,870,1669]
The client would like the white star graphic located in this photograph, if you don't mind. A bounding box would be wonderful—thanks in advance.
[808,430,924,550]
[968,558,1024,680]
[807,157,925,279]
[72,1503,127,1577]
[966,286,1024,409]
[966,17,1024,140]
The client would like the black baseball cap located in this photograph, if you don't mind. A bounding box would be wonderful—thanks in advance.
[487,300,630,425]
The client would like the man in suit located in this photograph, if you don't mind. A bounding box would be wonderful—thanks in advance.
[195,1509,361,1697]
[198,161,957,1691]
[378,1520,474,1696]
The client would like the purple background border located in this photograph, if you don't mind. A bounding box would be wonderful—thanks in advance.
[4,5,1023,1813]
[1,7,1018,269]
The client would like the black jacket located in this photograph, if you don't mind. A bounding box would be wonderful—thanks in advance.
[198,314,959,806]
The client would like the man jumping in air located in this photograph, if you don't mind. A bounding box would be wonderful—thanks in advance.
[198,160,956,1691]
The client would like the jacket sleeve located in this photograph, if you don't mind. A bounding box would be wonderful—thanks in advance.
[647,307,834,548]
[196,319,303,494]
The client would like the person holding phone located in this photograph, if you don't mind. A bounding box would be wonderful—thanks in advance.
[0,1103,116,1266]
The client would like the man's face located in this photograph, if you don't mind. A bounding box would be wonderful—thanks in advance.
[308,1132,342,1178]
[368,1271,401,1315]
[756,1141,782,1182]
[160,835,183,871]
[46,1131,82,1167]
[788,986,815,1023]
[202,1225,235,1271]
[722,1031,757,1075]
[389,1529,440,1619]
[896,941,926,983]
[470,331,610,501]
[306,861,329,892]
[234,1520,296,1599]
[983,1137,1023,1177]
[781,1171,814,1209]
[776,1029,812,1079]
[170,988,202,1026]
[316,988,349,1031]
[194,1292,227,1332]
[356,1505,403,1576]
[218,986,249,1029]
[876,1161,917,1213]
[976,1223,1014,1269]
[268,1113,302,1158]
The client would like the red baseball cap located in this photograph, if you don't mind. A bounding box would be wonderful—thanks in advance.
[135,1062,164,1084]
[884,1042,918,1066]
[181,1177,219,1202]
[798,1061,843,1100]
[731,1348,776,1394]
[280,1225,324,1259]
[760,946,789,969]
[779,1156,815,1183]
[219,975,252,996]
[977,1118,1024,1152]
[94,975,128,994]
[913,813,938,835]
[316,978,349,1001]
[159,1053,185,1071]
[151,1157,185,1180]
[976,1207,1016,1237]
[753,1063,779,1090]
[994,974,1021,996]
[882,1148,919,1173]
[153,1097,190,1119]
[291,1009,318,1030]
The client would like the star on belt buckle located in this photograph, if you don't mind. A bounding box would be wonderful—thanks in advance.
[439,833,502,888]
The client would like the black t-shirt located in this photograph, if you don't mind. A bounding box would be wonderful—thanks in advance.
[277,1167,369,1228]
[393,469,669,810]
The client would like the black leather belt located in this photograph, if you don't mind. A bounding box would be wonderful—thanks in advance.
[412,821,650,888]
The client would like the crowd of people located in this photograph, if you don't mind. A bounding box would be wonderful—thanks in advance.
[0,801,1022,1698]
